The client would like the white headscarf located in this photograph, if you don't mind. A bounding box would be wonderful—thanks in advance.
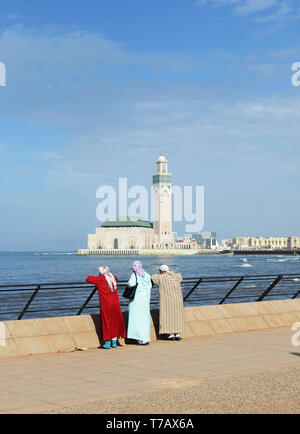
[159,264,169,272]
[99,265,117,292]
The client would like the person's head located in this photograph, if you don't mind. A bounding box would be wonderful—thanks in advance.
[99,265,109,275]
[159,264,169,274]
[99,265,117,292]
[132,260,145,277]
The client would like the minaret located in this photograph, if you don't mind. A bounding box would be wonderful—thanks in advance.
[152,153,173,245]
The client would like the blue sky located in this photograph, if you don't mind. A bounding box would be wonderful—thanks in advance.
[0,0,300,250]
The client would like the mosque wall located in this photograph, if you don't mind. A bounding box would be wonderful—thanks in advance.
[88,227,155,250]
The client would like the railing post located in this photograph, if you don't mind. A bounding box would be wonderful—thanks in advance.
[256,275,283,302]
[183,279,202,302]
[219,277,244,305]
[76,287,97,315]
[18,285,41,320]
[291,289,300,300]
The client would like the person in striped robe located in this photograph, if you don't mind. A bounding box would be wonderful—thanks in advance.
[151,265,184,341]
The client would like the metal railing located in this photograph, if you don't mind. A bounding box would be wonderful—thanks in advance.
[0,273,299,321]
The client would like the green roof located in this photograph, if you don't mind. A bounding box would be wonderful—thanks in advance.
[101,218,153,228]
[153,174,171,184]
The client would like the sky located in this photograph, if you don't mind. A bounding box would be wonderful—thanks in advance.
[0,0,300,250]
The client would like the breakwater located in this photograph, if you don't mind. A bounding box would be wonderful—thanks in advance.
[77,248,199,256]
[222,249,300,255]
[77,249,300,256]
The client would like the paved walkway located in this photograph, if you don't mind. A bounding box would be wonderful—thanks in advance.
[0,327,299,413]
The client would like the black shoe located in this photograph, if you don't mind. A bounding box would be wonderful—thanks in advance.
[168,335,176,340]
[175,336,181,341]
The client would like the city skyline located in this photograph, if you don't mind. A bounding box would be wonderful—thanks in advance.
[0,0,300,250]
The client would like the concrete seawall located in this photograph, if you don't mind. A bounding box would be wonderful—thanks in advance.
[76,248,200,255]
[1,298,300,359]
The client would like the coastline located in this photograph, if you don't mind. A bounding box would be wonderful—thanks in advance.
[221,249,300,256]
[76,248,300,256]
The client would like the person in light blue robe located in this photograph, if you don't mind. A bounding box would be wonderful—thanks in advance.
[127,261,152,345]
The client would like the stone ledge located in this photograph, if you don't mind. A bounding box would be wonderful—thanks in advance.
[0,299,299,359]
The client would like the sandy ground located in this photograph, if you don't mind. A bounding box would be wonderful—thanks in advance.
[47,365,300,414]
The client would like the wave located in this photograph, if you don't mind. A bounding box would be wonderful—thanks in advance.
[267,259,286,263]
[238,263,252,267]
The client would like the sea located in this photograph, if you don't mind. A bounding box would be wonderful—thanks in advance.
[0,251,299,321]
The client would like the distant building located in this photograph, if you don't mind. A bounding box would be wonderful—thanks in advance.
[191,231,218,248]
[224,236,300,250]
[220,239,233,249]
[88,217,154,250]
[152,153,174,246]
[205,238,219,250]
[289,237,300,249]
[86,154,198,253]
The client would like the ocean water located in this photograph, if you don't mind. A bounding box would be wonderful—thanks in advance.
[1,251,300,284]
[0,252,299,320]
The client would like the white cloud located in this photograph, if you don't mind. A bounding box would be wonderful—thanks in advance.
[0,11,20,21]
[0,24,299,189]
[196,0,274,11]
[256,0,299,22]
[234,0,278,15]
[196,0,300,22]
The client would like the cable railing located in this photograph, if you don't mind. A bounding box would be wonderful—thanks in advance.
[0,273,299,321]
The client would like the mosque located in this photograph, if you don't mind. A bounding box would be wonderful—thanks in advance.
[77,154,198,255]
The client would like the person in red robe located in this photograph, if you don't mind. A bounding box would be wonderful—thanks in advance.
[86,265,126,349]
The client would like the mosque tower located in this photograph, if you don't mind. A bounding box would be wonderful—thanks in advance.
[152,153,174,245]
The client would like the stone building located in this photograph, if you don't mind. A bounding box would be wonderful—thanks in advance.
[228,236,300,250]
[288,237,300,249]
[152,153,173,246]
[87,218,154,250]
[86,153,198,253]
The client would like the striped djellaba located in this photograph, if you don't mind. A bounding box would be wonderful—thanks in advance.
[151,271,185,334]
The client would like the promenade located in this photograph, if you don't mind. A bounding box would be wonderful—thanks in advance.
[0,326,299,414]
